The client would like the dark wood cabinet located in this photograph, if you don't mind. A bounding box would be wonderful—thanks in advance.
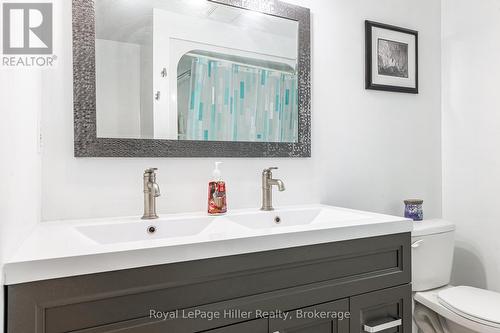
[6,233,411,333]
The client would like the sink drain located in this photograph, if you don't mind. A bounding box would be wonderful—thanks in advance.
[274,216,281,224]
[147,226,157,234]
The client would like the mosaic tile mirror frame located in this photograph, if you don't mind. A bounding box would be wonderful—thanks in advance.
[72,0,311,157]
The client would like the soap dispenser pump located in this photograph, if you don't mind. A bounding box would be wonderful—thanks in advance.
[208,162,227,215]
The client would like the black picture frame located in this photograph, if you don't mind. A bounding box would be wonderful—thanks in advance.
[365,20,419,94]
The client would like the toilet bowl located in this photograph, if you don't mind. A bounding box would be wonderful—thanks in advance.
[412,219,500,333]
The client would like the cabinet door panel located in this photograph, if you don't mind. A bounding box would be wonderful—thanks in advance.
[273,321,332,333]
[202,319,268,333]
[270,299,349,333]
[350,284,411,333]
[73,318,268,333]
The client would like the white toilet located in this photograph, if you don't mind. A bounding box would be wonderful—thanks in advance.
[412,219,500,333]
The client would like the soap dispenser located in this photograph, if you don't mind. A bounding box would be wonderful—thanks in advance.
[208,162,227,215]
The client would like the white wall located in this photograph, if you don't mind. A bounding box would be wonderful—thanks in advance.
[309,0,442,217]
[442,0,500,292]
[96,39,142,139]
[41,0,318,220]
[0,70,42,333]
[38,0,442,221]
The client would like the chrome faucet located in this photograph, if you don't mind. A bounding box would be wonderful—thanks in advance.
[142,168,161,220]
[261,167,285,211]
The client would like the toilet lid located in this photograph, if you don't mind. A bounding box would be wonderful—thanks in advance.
[438,286,500,328]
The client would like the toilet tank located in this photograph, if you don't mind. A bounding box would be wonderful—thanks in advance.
[412,219,456,292]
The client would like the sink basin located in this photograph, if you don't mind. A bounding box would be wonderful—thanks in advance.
[76,217,212,244]
[227,207,322,229]
[228,207,369,229]
[75,206,375,245]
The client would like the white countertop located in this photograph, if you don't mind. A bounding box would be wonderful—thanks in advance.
[3,204,412,285]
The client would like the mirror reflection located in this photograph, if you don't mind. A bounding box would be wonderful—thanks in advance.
[95,0,299,143]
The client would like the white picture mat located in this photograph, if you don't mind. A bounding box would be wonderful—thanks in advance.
[371,27,416,88]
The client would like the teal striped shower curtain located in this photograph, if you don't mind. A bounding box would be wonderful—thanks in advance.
[178,57,298,143]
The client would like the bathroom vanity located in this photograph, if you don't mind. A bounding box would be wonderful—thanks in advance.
[4,205,412,333]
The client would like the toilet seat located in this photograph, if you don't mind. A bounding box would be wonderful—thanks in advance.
[438,286,500,329]
[415,286,500,333]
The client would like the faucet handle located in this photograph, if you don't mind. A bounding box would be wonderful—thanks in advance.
[263,167,278,177]
[144,168,158,174]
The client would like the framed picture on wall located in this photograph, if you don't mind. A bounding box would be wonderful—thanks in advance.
[365,20,418,94]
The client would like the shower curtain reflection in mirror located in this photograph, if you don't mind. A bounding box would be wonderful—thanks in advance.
[177,52,298,143]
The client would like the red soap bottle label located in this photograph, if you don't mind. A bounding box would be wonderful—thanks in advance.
[208,181,227,215]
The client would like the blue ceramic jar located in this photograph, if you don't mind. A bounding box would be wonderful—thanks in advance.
[404,199,423,221]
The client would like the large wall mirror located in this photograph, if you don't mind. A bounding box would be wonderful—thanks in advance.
[73,0,310,157]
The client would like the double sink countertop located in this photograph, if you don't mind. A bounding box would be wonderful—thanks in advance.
[3,204,412,285]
